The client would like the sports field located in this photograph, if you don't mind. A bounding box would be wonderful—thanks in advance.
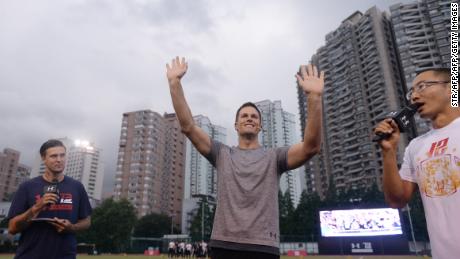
[0,255,433,259]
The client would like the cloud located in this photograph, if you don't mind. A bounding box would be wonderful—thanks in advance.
[0,0,411,194]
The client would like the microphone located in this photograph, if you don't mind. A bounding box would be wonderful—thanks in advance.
[373,103,421,142]
[43,179,60,205]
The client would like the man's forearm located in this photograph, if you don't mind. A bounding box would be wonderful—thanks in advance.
[8,205,40,234]
[169,78,195,133]
[303,93,323,151]
[71,217,91,233]
[382,149,406,207]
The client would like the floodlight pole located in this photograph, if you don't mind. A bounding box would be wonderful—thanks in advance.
[171,214,174,234]
[192,194,216,241]
[201,200,204,241]
[405,204,418,256]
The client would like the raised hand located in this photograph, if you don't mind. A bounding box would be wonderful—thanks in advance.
[166,56,188,82]
[296,64,324,95]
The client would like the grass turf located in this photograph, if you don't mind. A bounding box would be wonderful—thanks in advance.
[0,255,433,259]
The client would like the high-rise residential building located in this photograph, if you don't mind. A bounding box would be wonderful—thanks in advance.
[298,7,411,197]
[16,163,31,190]
[114,110,186,229]
[114,111,166,216]
[31,138,105,202]
[0,148,31,201]
[0,202,12,221]
[162,113,187,228]
[184,115,226,199]
[390,0,452,134]
[255,100,305,207]
[181,115,226,234]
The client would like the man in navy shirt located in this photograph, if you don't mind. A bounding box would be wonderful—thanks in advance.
[8,139,92,259]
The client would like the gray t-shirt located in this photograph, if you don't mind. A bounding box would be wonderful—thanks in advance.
[204,140,289,249]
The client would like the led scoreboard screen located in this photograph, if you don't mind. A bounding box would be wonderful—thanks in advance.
[319,208,403,237]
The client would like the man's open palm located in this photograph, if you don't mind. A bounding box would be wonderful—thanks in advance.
[166,56,188,81]
[296,64,324,95]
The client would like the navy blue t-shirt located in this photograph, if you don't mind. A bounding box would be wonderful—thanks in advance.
[7,176,92,259]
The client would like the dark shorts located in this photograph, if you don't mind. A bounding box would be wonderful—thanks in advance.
[210,247,280,259]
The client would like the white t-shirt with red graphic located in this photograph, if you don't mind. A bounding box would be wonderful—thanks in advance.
[400,117,460,259]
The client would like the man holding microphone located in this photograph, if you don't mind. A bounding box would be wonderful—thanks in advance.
[374,68,460,259]
[7,139,92,259]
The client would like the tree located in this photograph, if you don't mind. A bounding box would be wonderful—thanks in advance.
[78,198,137,253]
[2,192,15,202]
[324,180,385,208]
[323,177,339,207]
[279,190,295,237]
[133,213,177,237]
[360,181,385,207]
[189,199,214,241]
[291,191,322,241]
[0,218,8,228]
[402,190,429,241]
[0,217,13,252]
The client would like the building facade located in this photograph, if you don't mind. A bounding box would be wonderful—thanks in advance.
[298,7,411,197]
[255,100,305,207]
[0,148,31,201]
[162,113,187,229]
[390,0,453,134]
[114,110,186,230]
[181,115,226,234]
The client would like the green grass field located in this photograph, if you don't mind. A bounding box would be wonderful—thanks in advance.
[0,255,433,259]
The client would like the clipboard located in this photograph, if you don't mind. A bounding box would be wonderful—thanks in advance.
[30,218,56,222]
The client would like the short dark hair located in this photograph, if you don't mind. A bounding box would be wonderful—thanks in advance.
[416,67,451,81]
[235,102,262,122]
[40,139,66,157]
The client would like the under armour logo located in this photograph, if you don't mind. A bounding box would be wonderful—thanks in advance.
[46,186,56,192]
[401,115,409,127]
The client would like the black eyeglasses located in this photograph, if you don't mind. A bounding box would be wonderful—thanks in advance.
[406,80,450,101]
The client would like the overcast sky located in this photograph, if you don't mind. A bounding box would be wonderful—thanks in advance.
[0,0,411,195]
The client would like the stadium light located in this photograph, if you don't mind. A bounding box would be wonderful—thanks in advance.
[403,204,418,256]
[170,213,175,234]
[74,139,95,151]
